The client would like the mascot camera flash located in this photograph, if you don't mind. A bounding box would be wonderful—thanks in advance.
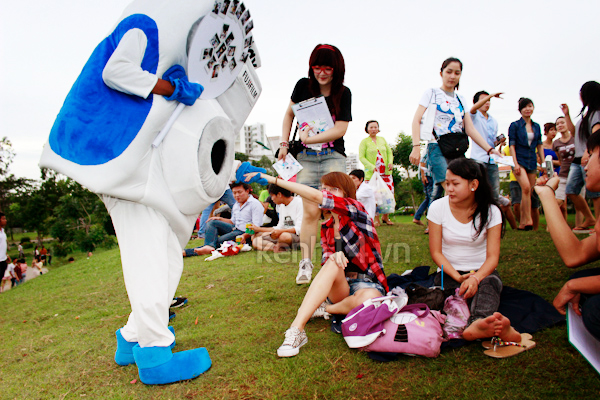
[40,0,261,385]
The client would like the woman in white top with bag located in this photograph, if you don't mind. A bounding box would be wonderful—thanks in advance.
[409,57,500,199]
[428,157,521,342]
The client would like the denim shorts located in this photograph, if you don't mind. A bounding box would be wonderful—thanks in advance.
[347,278,386,296]
[565,163,600,199]
[509,181,540,208]
[296,149,346,189]
[426,143,447,185]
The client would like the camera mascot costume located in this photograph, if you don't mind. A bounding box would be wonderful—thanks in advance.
[40,0,261,385]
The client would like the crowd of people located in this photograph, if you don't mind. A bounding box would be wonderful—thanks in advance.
[178,43,600,359]
[5,40,598,365]
[0,213,51,293]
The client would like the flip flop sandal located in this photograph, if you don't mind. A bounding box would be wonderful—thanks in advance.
[482,333,536,358]
[482,333,532,349]
[573,227,594,234]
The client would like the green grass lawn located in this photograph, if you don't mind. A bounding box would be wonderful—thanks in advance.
[1,217,599,399]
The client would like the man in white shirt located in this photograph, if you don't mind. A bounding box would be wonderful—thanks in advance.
[251,184,303,252]
[0,213,8,285]
[189,182,264,256]
[349,170,376,221]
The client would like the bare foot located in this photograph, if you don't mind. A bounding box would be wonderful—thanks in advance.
[194,246,215,256]
[412,219,424,226]
[494,312,522,342]
[463,315,502,341]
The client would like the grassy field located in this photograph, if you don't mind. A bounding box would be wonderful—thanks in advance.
[1,217,599,399]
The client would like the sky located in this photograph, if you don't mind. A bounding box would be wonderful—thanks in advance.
[1,0,599,180]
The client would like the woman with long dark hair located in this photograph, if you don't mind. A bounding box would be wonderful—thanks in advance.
[561,81,600,230]
[508,97,543,230]
[278,44,352,285]
[241,169,388,357]
[409,57,500,201]
[428,158,520,342]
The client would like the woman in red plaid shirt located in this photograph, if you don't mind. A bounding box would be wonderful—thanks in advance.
[242,170,389,357]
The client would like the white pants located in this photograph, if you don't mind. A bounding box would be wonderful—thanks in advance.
[104,197,182,347]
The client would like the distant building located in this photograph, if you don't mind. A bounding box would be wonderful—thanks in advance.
[346,153,361,174]
[235,123,276,160]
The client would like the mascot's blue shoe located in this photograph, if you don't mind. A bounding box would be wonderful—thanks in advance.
[115,326,176,366]
[132,345,212,385]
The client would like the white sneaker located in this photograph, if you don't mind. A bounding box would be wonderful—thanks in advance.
[296,259,313,284]
[311,300,331,320]
[277,327,308,357]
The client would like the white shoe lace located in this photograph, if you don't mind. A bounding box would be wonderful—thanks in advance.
[282,328,302,347]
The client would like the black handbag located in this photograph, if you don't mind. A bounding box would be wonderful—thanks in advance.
[405,283,455,311]
[434,131,469,160]
[432,95,469,160]
[275,126,304,159]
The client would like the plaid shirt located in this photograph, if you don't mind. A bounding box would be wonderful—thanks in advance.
[320,191,389,292]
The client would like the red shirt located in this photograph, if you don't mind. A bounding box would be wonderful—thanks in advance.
[320,191,389,292]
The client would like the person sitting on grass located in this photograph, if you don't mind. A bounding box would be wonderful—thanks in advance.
[32,256,44,275]
[535,131,600,340]
[13,259,26,285]
[250,184,303,253]
[184,182,264,257]
[348,169,376,221]
[240,168,389,358]
[428,158,521,342]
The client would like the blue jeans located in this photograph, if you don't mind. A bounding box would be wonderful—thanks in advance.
[426,143,448,185]
[296,149,346,189]
[481,162,500,201]
[204,219,244,249]
[414,177,434,221]
[198,188,236,235]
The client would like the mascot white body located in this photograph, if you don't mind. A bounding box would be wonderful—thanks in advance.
[40,0,261,384]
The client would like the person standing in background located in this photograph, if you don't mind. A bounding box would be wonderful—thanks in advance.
[561,81,600,232]
[349,169,376,221]
[469,91,504,201]
[542,122,560,176]
[509,97,543,231]
[0,213,8,286]
[358,120,394,226]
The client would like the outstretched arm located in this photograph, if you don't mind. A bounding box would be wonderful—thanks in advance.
[470,92,503,114]
[243,172,323,205]
[535,177,600,267]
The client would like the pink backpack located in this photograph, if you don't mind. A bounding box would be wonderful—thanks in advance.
[342,296,400,348]
[363,304,446,358]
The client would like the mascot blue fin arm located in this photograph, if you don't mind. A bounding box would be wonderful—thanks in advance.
[115,326,176,366]
[236,162,268,185]
[133,345,212,385]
